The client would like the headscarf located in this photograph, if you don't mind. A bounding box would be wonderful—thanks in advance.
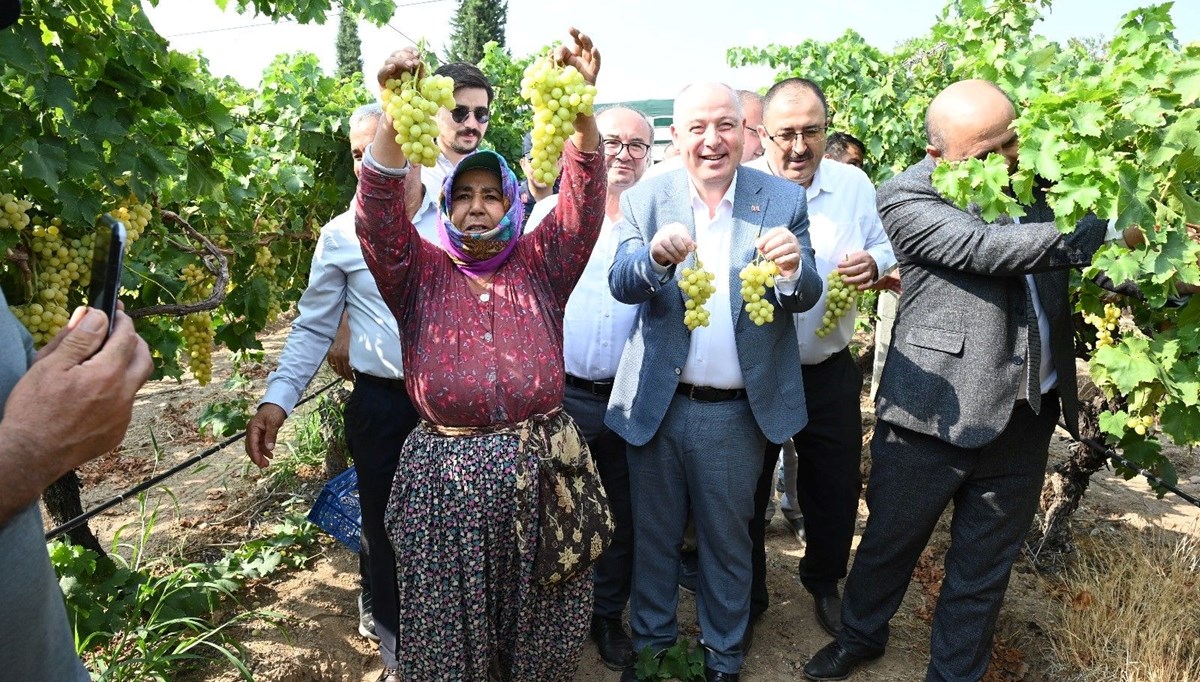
[437,149,526,277]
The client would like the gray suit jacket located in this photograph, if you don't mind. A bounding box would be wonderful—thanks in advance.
[875,156,1106,449]
[604,166,823,447]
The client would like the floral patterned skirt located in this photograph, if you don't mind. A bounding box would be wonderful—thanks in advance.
[384,412,593,681]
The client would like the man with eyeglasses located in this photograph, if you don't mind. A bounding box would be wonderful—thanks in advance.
[746,77,895,640]
[525,105,655,673]
[421,62,494,196]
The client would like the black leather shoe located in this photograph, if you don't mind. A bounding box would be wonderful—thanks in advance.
[589,615,635,670]
[785,514,806,543]
[705,667,740,682]
[802,640,883,681]
[375,668,401,682]
[678,550,699,595]
[358,591,380,642]
[813,592,843,638]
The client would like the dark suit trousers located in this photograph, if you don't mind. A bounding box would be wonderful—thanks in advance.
[840,395,1060,682]
[562,384,634,620]
[344,378,421,669]
[751,347,863,615]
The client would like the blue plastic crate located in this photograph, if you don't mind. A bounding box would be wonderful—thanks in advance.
[308,467,362,553]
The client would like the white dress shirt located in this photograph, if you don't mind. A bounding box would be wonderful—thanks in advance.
[261,191,440,414]
[749,157,897,365]
[529,195,640,381]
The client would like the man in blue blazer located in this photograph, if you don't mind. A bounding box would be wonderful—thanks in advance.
[607,82,822,682]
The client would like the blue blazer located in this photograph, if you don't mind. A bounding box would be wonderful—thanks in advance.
[604,166,823,447]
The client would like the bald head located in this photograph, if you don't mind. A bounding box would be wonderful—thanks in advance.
[925,80,1019,170]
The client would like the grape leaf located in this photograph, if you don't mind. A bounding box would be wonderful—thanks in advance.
[1172,52,1200,105]
[1160,404,1200,445]
[1069,101,1105,137]
[1098,410,1131,440]
[1094,338,1159,395]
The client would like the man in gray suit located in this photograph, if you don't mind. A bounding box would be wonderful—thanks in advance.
[607,82,822,682]
[804,79,1137,681]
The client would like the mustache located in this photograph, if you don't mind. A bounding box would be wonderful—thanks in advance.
[785,150,813,163]
[457,128,481,137]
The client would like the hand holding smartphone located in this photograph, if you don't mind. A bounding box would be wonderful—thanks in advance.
[87,214,127,338]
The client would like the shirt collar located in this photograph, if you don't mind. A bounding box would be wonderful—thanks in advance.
[805,160,831,202]
[686,169,739,215]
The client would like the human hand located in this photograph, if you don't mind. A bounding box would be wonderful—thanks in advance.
[650,222,695,267]
[837,250,880,290]
[755,228,802,279]
[325,312,353,381]
[376,46,425,93]
[1,308,152,477]
[870,270,902,294]
[246,403,287,469]
[553,27,600,86]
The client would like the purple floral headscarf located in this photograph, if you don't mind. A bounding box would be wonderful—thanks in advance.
[437,149,526,277]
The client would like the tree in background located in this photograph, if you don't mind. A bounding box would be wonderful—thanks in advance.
[335,8,363,79]
[446,0,506,65]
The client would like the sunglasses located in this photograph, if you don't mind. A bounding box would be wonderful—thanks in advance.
[450,106,491,124]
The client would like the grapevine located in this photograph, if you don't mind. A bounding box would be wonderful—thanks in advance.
[382,69,456,168]
[678,257,718,331]
[816,270,856,338]
[519,55,597,185]
[738,257,780,326]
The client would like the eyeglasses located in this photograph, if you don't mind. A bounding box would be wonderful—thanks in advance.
[449,106,491,124]
[602,139,651,159]
[765,125,828,148]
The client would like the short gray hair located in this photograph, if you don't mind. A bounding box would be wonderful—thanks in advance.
[673,83,742,121]
[596,105,656,142]
[350,102,383,128]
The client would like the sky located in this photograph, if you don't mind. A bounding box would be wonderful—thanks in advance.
[143,0,1200,104]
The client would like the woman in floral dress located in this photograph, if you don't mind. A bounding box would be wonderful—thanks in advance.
[355,29,607,682]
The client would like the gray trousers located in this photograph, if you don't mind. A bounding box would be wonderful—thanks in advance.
[628,394,767,674]
[840,395,1059,682]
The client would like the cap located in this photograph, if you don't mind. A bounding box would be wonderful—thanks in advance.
[454,150,504,181]
[521,132,534,158]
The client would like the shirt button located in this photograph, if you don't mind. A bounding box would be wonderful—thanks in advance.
[483,332,493,342]
[602,341,609,347]
[1011,356,1024,366]
[674,367,681,375]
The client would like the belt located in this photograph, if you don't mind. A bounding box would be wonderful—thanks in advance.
[565,373,614,397]
[675,382,747,403]
[353,370,406,391]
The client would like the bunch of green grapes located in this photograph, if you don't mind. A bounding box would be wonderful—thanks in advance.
[255,244,283,323]
[109,197,152,242]
[678,258,718,330]
[1083,302,1120,348]
[180,262,216,385]
[11,227,95,345]
[382,69,456,168]
[816,270,857,338]
[520,55,597,185]
[1,193,33,230]
[739,258,780,326]
[1126,413,1155,437]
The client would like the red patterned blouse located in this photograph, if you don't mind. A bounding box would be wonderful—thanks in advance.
[355,140,607,427]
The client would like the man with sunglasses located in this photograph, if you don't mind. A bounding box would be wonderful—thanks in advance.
[422,62,495,196]
[526,104,655,672]
[746,77,895,639]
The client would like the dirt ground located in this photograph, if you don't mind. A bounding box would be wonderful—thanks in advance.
[57,318,1200,682]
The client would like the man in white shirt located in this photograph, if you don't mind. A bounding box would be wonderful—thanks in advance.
[608,82,822,682]
[420,62,494,197]
[746,78,896,638]
[526,105,655,672]
[245,103,439,682]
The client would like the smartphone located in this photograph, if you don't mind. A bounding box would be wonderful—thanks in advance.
[88,214,127,338]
